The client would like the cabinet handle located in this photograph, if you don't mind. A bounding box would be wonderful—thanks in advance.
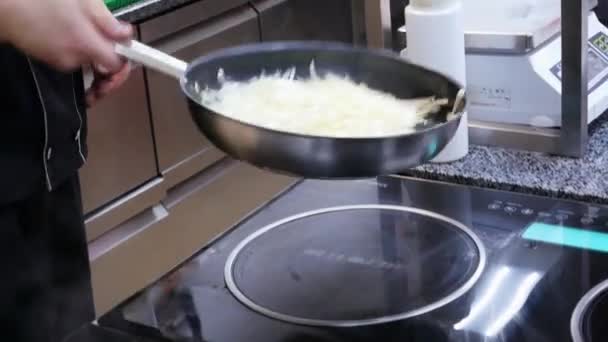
[115,40,188,80]
[88,204,170,261]
[163,158,237,209]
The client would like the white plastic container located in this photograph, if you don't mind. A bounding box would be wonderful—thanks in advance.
[404,0,468,162]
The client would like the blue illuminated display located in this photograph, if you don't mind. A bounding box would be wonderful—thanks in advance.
[523,223,608,253]
[428,140,438,156]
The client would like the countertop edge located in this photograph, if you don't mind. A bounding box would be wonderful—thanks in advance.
[401,169,608,205]
[114,0,196,23]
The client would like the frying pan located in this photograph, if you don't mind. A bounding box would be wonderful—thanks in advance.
[115,40,466,178]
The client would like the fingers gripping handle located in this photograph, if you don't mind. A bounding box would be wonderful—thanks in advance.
[115,40,188,80]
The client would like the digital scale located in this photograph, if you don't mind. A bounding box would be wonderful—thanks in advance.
[400,0,608,128]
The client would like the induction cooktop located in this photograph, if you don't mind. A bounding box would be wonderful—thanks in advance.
[99,176,608,342]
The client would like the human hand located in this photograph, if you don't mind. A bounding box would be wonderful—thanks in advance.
[86,61,131,107]
[0,0,133,72]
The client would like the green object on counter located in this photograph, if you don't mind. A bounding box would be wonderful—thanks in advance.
[105,0,140,11]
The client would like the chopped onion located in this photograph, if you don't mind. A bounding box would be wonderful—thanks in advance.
[197,63,445,138]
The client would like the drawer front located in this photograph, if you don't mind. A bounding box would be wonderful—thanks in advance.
[253,0,354,42]
[80,66,157,214]
[139,0,250,43]
[85,178,166,242]
[89,204,170,316]
[89,159,294,316]
[146,7,260,186]
[161,160,295,273]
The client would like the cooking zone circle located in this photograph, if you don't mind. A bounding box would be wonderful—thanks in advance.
[225,205,486,327]
[571,278,608,342]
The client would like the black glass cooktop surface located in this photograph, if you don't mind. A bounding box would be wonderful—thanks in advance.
[99,176,608,342]
[64,324,160,342]
[571,279,608,342]
[584,291,608,341]
[226,205,484,327]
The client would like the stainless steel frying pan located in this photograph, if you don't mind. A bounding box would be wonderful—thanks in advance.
[115,40,466,179]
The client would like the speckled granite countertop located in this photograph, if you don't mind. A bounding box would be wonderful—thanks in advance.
[402,115,608,204]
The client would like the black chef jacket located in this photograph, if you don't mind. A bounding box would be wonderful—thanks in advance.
[0,44,88,205]
[0,44,95,342]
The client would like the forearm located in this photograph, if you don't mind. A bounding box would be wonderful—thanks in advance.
[0,0,18,44]
[0,0,132,71]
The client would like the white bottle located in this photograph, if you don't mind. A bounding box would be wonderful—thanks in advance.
[404,0,468,162]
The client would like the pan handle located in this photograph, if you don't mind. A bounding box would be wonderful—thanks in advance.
[115,40,188,80]
[451,89,466,115]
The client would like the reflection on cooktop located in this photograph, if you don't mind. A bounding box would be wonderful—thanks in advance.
[64,324,158,342]
[225,205,484,327]
[571,278,608,342]
[99,177,608,342]
[585,291,608,341]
